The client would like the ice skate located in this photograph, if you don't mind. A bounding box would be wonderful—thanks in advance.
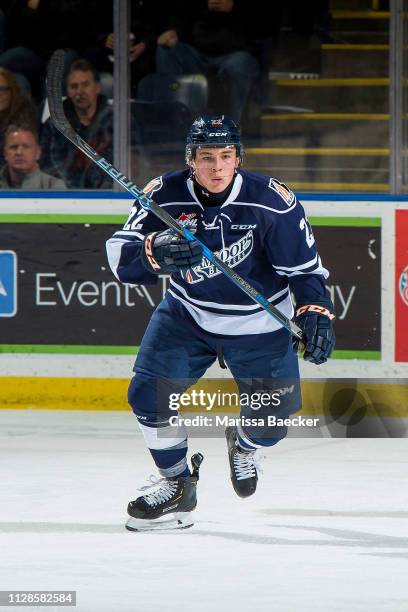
[126,453,204,532]
[225,426,259,498]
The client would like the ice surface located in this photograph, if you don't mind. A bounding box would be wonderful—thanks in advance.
[0,410,407,612]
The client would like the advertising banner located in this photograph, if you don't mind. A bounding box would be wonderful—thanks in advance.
[0,215,381,358]
[0,250,17,317]
[395,210,408,362]
[0,216,165,351]
[313,219,381,357]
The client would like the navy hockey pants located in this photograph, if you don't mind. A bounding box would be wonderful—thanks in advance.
[128,299,301,476]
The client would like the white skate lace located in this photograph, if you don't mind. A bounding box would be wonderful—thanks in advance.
[233,449,265,481]
[138,475,178,508]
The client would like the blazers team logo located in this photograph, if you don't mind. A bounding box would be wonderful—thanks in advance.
[183,230,254,284]
[268,178,295,207]
[399,265,408,306]
[142,176,163,196]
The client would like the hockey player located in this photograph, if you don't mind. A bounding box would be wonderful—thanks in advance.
[106,116,335,531]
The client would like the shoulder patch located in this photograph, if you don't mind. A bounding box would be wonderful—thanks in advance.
[142,176,163,196]
[268,178,295,207]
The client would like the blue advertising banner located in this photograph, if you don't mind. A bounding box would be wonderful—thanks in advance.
[0,251,17,317]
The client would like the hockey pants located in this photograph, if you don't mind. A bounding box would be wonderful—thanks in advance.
[128,299,301,477]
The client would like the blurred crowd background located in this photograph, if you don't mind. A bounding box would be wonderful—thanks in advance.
[0,0,394,191]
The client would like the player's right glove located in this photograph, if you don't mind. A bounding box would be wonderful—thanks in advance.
[141,229,203,273]
[293,304,336,365]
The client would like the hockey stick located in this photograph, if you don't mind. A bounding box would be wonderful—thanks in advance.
[46,49,304,342]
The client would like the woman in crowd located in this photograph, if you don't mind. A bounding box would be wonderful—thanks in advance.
[0,67,37,166]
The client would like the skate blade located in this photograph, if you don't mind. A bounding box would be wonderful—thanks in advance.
[125,512,194,532]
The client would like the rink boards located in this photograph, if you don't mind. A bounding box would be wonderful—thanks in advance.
[0,191,407,412]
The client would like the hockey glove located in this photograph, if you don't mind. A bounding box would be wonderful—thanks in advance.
[293,304,335,365]
[141,229,203,273]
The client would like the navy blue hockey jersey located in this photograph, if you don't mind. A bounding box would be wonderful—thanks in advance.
[106,169,329,336]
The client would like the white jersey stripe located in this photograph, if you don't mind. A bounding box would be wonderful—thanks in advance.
[170,278,289,311]
[273,254,319,272]
[168,290,294,335]
[105,237,129,280]
[228,200,297,214]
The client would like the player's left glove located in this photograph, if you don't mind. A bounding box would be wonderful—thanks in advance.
[293,304,335,365]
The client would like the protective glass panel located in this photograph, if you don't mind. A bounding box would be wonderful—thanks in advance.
[127,1,391,194]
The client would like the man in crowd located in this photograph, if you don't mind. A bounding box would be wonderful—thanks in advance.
[0,123,65,189]
[40,59,113,189]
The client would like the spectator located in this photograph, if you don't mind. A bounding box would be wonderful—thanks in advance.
[155,0,261,122]
[0,123,66,189]
[0,0,105,100]
[40,59,113,189]
[89,0,174,94]
[0,66,37,165]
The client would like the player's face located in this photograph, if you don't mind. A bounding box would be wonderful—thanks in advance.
[192,147,239,193]
[4,130,41,173]
[67,70,101,112]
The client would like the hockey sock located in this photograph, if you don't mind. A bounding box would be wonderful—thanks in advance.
[237,428,284,450]
[237,434,258,451]
[170,466,190,479]
[149,446,190,478]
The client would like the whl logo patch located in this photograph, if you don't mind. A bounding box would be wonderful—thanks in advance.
[183,230,254,284]
[178,212,197,233]
[0,251,17,317]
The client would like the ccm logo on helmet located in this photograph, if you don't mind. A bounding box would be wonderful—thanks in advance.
[208,132,228,137]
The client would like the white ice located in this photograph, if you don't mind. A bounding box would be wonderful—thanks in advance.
[0,410,407,612]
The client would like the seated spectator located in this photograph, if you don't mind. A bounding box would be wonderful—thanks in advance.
[156,0,261,123]
[88,0,174,95]
[40,59,113,189]
[0,123,66,189]
[0,67,37,165]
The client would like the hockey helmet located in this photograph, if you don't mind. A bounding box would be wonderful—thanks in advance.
[185,115,244,165]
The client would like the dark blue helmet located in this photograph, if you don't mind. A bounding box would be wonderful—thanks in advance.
[185,115,244,165]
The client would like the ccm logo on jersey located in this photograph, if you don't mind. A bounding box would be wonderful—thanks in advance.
[208,132,228,137]
[230,224,257,231]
